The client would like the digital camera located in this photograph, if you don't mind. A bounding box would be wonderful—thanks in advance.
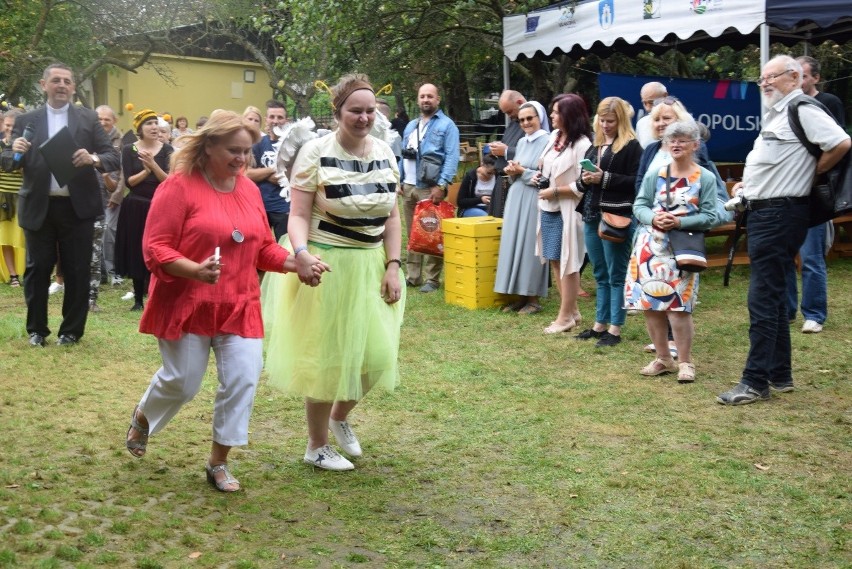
[401,147,417,159]
[536,177,551,190]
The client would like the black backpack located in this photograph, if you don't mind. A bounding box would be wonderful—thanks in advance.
[787,94,852,226]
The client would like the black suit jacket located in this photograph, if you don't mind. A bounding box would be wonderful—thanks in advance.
[10,104,120,231]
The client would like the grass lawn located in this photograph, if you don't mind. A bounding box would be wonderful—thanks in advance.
[0,257,849,568]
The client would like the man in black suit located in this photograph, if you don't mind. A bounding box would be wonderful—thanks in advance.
[5,63,119,346]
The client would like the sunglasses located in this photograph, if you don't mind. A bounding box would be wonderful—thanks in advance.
[653,96,680,107]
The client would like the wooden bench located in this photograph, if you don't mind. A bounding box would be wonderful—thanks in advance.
[828,213,852,259]
[704,180,852,268]
[705,182,746,268]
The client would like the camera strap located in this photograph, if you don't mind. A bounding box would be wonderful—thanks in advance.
[416,117,433,157]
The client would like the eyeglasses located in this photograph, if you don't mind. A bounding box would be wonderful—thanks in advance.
[518,116,537,123]
[756,69,793,85]
[652,96,680,107]
[666,138,697,147]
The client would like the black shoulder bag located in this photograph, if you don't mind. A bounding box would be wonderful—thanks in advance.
[665,165,707,273]
[787,94,852,226]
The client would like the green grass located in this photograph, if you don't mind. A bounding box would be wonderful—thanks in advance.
[0,259,850,568]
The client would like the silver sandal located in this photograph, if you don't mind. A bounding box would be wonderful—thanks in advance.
[206,463,240,492]
[125,405,148,458]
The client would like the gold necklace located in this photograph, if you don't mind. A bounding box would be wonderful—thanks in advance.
[336,133,369,159]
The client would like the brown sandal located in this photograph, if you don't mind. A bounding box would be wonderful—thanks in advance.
[517,302,542,315]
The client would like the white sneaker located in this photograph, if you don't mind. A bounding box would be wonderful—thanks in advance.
[303,444,354,471]
[802,320,823,334]
[329,419,362,457]
[110,274,124,286]
[121,291,135,301]
[48,282,64,295]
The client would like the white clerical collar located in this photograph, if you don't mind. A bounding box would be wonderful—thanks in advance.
[524,129,547,143]
[47,103,70,114]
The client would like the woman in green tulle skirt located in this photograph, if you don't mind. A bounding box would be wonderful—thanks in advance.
[262,73,405,471]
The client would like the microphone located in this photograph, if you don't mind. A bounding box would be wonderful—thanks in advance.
[13,123,35,166]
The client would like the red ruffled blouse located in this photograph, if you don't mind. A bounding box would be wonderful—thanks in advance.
[140,171,288,340]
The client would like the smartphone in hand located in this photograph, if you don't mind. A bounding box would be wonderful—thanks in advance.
[579,159,597,172]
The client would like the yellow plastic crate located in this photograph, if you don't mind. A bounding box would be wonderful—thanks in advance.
[444,290,502,310]
[443,233,502,253]
[443,246,500,268]
[444,261,497,282]
[444,272,498,297]
[441,217,502,238]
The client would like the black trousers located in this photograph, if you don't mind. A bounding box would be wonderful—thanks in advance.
[23,197,95,339]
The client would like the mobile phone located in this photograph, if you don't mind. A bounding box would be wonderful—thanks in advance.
[214,247,220,263]
[579,159,596,172]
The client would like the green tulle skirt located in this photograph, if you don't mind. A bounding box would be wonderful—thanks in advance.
[261,239,405,402]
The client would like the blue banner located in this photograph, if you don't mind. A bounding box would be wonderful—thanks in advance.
[599,73,761,162]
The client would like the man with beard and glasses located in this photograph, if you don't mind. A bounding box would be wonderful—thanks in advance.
[399,83,459,293]
[716,55,849,406]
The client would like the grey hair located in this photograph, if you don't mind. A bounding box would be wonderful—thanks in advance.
[768,54,803,76]
[663,119,701,142]
[95,105,116,119]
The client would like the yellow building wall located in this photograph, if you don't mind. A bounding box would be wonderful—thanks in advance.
[96,54,273,134]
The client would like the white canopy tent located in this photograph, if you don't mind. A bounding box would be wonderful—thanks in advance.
[502,0,852,88]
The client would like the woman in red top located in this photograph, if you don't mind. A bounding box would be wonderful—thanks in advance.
[123,110,327,492]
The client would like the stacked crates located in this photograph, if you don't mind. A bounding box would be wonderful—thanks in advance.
[441,217,506,309]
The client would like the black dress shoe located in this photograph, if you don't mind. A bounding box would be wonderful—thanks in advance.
[56,334,79,346]
[575,328,605,340]
[130,302,144,311]
[595,332,622,347]
[28,333,46,347]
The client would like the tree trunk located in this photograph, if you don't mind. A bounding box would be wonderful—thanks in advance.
[443,64,472,123]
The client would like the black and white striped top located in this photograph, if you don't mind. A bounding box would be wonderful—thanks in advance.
[291,134,399,248]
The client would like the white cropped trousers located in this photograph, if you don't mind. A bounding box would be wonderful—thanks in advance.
[138,333,263,447]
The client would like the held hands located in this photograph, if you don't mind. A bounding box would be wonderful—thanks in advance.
[294,251,332,287]
[652,212,682,232]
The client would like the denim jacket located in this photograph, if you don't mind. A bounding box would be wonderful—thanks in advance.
[401,110,460,188]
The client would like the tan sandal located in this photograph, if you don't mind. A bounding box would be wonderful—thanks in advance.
[639,358,678,376]
[678,362,696,383]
